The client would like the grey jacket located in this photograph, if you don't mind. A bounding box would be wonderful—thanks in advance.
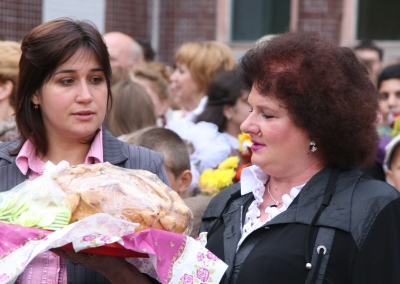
[200,167,400,283]
[0,128,169,284]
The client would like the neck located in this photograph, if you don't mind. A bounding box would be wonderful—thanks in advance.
[224,121,241,138]
[184,91,205,112]
[268,161,325,196]
[39,136,94,166]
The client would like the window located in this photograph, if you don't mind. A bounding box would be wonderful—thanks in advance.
[231,0,290,41]
[357,0,400,40]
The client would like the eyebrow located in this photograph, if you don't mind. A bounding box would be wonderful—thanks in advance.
[54,67,104,75]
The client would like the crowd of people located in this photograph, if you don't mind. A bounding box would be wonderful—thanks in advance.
[1,17,400,283]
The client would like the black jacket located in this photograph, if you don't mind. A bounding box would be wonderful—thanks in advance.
[0,128,169,284]
[200,167,400,284]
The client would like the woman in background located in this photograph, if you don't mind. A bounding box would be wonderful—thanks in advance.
[132,62,172,126]
[169,41,236,122]
[195,70,249,156]
[167,70,250,193]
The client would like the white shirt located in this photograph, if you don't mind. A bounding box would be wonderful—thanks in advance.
[237,165,304,249]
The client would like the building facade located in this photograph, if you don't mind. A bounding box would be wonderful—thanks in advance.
[1,0,399,66]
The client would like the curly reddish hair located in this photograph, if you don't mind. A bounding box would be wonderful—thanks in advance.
[239,32,379,169]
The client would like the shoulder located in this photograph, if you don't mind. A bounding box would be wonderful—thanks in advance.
[345,169,400,245]
[353,173,400,206]
[122,143,164,167]
[102,127,164,170]
[203,183,243,218]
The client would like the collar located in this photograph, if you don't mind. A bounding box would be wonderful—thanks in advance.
[15,128,104,178]
[240,165,269,195]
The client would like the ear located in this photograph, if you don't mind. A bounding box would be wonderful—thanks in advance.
[0,80,14,101]
[386,169,394,186]
[31,92,40,105]
[223,104,233,120]
[176,169,193,195]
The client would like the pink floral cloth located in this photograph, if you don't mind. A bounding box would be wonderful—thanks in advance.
[0,214,227,284]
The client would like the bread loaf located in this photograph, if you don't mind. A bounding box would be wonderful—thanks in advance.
[54,162,193,235]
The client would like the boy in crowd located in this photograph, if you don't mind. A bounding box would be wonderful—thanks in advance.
[125,127,193,197]
[384,134,400,191]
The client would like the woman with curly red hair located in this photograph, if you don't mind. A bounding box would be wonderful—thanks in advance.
[198,32,400,283]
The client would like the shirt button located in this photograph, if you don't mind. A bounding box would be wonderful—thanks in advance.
[264,226,270,229]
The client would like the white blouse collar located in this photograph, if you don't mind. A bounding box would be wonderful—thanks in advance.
[237,165,305,248]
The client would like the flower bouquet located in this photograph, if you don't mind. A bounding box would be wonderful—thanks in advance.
[198,133,253,196]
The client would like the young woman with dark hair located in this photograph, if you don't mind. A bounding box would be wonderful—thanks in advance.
[0,18,168,283]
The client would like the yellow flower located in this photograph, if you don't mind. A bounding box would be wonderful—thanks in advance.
[199,156,240,196]
[218,156,239,170]
[392,116,400,138]
[238,133,252,155]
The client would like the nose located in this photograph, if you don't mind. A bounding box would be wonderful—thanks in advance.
[240,112,258,134]
[170,69,178,81]
[76,81,93,103]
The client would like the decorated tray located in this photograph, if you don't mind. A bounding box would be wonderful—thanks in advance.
[60,242,149,258]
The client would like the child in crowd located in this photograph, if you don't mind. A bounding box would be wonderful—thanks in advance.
[384,134,400,191]
[125,127,193,197]
[104,80,157,139]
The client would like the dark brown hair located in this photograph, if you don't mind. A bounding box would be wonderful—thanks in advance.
[239,32,379,169]
[14,18,112,155]
[196,70,245,132]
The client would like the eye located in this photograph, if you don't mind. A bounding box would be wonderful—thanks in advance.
[396,92,400,99]
[379,92,389,100]
[262,114,274,119]
[60,78,74,86]
[91,76,104,84]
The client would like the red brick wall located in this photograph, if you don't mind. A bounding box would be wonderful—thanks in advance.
[0,0,42,42]
[297,0,343,45]
[0,0,217,65]
[105,0,150,41]
[104,0,217,65]
[159,0,217,65]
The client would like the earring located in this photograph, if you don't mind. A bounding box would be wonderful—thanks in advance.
[310,141,317,152]
[34,104,39,109]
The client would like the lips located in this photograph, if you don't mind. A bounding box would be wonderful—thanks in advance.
[73,110,94,115]
[251,139,265,151]
[72,110,95,121]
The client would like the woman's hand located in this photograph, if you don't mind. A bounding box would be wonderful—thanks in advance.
[51,248,152,284]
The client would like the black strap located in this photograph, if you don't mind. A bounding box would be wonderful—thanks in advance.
[305,227,336,284]
[304,168,341,283]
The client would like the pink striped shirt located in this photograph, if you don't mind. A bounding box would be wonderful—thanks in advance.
[15,128,104,284]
